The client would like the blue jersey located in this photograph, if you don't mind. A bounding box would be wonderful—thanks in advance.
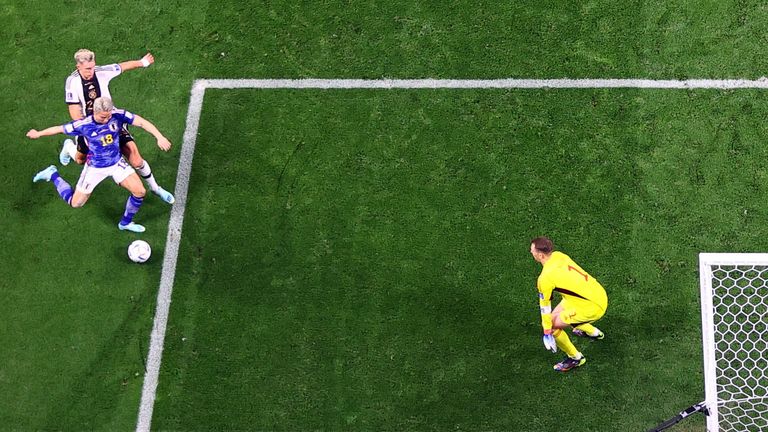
[62,109,135,168]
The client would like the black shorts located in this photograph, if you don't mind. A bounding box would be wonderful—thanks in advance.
[75,135,89,154]
[119,125,135,147]
[76,125,135,154]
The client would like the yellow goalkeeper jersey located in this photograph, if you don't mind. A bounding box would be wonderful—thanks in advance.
[537,251,608,332]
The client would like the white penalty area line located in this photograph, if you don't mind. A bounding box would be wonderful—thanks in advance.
[135,76,768,432]
[201,77,768,89]
[135,80,205,432]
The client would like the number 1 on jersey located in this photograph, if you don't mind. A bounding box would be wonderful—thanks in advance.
[568,265,589,281]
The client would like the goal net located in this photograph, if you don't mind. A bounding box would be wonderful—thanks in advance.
[700,253,768,432]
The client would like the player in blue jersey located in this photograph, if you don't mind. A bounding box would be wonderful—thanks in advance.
[60,48,175,204]
[27,97,172,233]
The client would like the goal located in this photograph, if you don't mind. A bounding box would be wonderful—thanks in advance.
[700,253,768,431]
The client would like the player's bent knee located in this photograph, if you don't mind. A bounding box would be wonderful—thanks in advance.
[131,159,145,170]
[121,173,146,197]
[551,314,567,329]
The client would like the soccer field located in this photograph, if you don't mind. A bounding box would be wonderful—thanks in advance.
[4,1,768,430]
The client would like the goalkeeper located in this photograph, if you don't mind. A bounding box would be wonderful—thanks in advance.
[530,236,608,372]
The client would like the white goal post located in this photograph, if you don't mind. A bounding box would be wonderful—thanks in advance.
[700,253,768,432]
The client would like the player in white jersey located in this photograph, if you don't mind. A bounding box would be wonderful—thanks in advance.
[60,49,175,204]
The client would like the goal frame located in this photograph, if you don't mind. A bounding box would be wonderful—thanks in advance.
[699,252,768,432]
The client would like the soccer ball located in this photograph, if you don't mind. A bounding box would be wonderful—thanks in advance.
[128,240,151,263]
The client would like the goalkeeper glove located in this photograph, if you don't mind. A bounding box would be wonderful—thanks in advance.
[542,334,557,353]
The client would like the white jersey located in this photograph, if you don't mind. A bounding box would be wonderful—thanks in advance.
[64,63,122,117]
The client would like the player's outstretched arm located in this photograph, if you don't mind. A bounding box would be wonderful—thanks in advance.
[132,115,171,151]
[118,53,154,72]
[26,126,64,139]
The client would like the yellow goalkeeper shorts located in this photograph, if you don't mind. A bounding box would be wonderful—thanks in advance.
[558,300,606,326]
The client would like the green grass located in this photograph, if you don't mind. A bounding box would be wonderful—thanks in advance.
[149,88,768,430]
[3,0,768,430]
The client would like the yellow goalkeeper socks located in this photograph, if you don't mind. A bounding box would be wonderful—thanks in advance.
[553,329,581,359]
[574,323,600,337]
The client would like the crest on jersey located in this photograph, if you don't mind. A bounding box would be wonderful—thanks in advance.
[108,120,118,132]
[88,89,97,99]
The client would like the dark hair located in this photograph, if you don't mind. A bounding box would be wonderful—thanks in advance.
[531,236,554,254]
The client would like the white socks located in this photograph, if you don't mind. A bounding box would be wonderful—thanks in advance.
[136,160,160,192]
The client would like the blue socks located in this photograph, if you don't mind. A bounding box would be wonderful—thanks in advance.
[51,172,73,205]
[48,173,146,227]
[119,195,144,226]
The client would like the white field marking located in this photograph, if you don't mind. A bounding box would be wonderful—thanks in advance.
[136,76,768,431]
[201,77,768,89]
[136,79,206,432]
